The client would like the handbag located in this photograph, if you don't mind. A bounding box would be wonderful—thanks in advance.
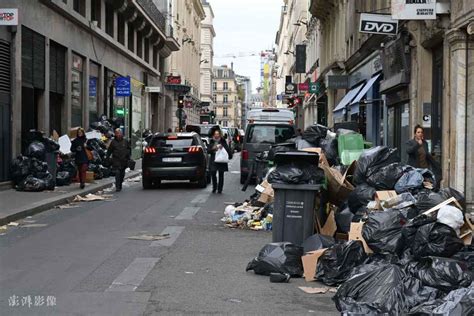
[85,148,94,161]
[215,147,229,163]
[127,159,136,170]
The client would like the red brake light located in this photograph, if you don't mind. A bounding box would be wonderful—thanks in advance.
[188,146,202,153]
[168,136,178,139]
[242,149,249,160]
[289,120,294,125]
[144,147,156,154]
[237,135,240,142]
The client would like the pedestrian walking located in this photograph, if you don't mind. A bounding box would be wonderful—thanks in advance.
[208,129,232,194]
[406,124,442,184]
[107,128,131,192]
[71,128,89,189]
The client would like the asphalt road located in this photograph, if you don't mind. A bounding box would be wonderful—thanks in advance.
[0,154,339,315]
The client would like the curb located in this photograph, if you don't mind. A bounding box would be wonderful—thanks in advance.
[0,171,141,226]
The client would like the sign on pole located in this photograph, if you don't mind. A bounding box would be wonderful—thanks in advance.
[115,76,131,97]
[391,0,436,20]
[360,13,398,35]
[0,9,18,25]
[298,83,309,91]
[309,82,319,94]
[285,83,296,95]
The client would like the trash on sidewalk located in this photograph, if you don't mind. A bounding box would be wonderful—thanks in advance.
[246,242,304,277]
[127,233,170,241]
[269,272,291,283]
[56,203,80,209]
[298,286,337,294]
[7,222,19,227]
[73,193,113,202]
[20,223,48,228]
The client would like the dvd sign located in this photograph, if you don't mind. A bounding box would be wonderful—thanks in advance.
[0,8,18,25]
[360,13,398,36]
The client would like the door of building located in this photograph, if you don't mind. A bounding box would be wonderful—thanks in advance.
[430,46,443,165]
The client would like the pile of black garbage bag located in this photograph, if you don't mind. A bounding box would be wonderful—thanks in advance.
[89,115,122,139]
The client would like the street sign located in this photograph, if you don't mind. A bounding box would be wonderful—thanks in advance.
[166,75,182,84]
[285,83,296,95]
[89,77,97,96]
[145,86,161,93]
[115,76,131,97]
[360,13,398,36]
[0,9,18,25]
[298,83,309,91]
[327,75,349,89]
[309,82,319,94]
[391,0,436,20]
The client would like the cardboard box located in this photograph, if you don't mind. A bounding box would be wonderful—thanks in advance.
[257,180,274,204]
[302,249,327,282]
[68,127,81,139]
[85,171,95,183]
[375,191,397,210]
[316,209,337,237]
[348,222,373,254]
[321,158,356,206]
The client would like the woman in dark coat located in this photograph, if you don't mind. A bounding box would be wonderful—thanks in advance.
[208,129,233,194]
[71,127,89,189]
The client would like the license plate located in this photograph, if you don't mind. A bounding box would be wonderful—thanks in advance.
[163,157,182,162]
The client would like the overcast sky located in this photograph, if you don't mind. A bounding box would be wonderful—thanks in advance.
[208,0,282,93]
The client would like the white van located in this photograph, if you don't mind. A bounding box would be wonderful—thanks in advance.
[246,108,294,123]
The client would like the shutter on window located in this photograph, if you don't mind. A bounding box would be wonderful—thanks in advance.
[32,32,45,90]
[21,26,33,86]
[0,40,10,94]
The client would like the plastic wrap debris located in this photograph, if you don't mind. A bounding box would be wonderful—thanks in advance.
[316,240,367,286]
[381,192,416,210]
[353,146,399,185]
[246,242,304,277]
[395,168,436,193]
[411,222,464,259]
[437,205,465,236]
[73,193,113,202]
[406,257,472,292]
[333,264,438,315]
[366,162,404,190]
[408,284,473,315]
[348,183,376,213]
[267,162,324,185]
[224,205,236,217]
[362,210,407,255]
[299,286,337,294]
[302,124,328,146]
[302,234,336,253]
[221,202,271,231]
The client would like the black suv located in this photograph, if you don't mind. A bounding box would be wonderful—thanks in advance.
[142,132,208,189]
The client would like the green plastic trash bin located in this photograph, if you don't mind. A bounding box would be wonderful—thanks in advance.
[272,183,321,246]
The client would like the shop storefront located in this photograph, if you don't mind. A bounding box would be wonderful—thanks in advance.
[131,78,145,159]
[71,53,84,127]
[105,68,130,137]
[89,62,99,124]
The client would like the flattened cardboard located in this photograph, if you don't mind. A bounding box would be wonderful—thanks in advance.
[257,181,274,204]
[321,160,356,206]
[348,222,373,254]
[375,190,397,210]
[317,210,337,237]
[302,249,327,282]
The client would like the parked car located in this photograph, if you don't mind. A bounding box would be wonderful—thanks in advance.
[240,122,296,184]
[142,132,208,189]
[185,124,218,147]
[221,127,242,152]
[246,108,295,123]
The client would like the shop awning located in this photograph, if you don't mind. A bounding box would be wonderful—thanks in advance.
[332,84,365,113]
[350,74,381,105]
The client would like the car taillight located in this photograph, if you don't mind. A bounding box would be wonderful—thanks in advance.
[237,135,240,142]
[144,147,156,154]
[242,149,249,160]
[289,120,294,125]
[188,146,202,153]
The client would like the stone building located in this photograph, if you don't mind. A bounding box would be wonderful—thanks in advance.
[0,0,179,181]
[199,0,215,123]
[212,65,240,128]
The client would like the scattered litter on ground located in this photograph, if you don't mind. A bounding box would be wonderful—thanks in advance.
[21,220,36,223]
[0,225,7,231]
[298,286,337,294]
[56,203,80,209]
[185,271,194,274]
[20,223,48,228]
[227,299,242,304]
[125,175,141,182]
[127,233,170,241]
[7,222,19,227]
[73,193,113,202]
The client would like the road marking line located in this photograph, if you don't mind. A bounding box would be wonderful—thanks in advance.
[106,257,159,292]
[175,207,200,220]
[150,226,185,247]
[191,194,210,204]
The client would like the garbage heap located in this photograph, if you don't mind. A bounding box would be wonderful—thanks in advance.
[244,124,473,315]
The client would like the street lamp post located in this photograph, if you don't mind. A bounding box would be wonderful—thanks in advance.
[359,98,387,146]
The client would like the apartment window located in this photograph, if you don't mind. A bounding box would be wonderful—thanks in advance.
[105,3,114,37]
[127,24,134,52]
[159,56,165,74]
[223,94,228,103]
[144,38,150,62]
[213,82,217,90]
[223,71,228,78]
[153,46,158,69]
[73,0,85,16]
[213,94,217,102]
[223,82,228,91]
[118,14,125,45]
[223,121,228,127]
[90,0,101,27]
[137,32,143,58]
[223,107,228,117]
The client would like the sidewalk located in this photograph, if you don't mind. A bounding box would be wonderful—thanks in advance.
[0,160,142,226]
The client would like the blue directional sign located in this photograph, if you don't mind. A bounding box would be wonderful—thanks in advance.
[115,76,131,97]
[89,77,97,96]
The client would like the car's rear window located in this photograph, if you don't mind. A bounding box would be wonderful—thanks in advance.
[246,125,295,143]
[151,137,196,148]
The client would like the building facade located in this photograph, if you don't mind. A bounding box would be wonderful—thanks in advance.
[212,65,240,128]
[199,0,215,124]
[0,0,179,181]
[236,75,251,129]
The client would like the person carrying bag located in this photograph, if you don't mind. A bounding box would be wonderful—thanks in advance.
[208,128,232,194]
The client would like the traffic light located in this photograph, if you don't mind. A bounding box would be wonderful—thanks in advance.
[178,95,184,109]
[210,111,215,123]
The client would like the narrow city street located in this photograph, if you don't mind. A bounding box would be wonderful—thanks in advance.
[0,155,338,315]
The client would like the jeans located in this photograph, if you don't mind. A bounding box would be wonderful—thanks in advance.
[211,170,224,192]
[115,167,126,190]
[77,163,88,185]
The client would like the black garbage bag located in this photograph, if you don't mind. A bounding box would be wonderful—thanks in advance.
[348,253,403,279]
[267,162,324,185]
[56,171,71,186]
[267,143,296,161]
[406,257,472,292]
[26,141,46,160]
[408,283,474,315]
[59,160,77,178]
[348,183,376,213]
[302,234,336,253]
[333,264,438,315]
[411,222,464,259]
[395,168,436,194]
[353,146,399,185]
[362,210,407,255]
[416,188,466,212]
[37,172,55,190]
[43,137,60,152]
[246,242,304,277]
[10,155,32,184]
[320,138,338,166]
[30,158,48,176]
[316,240,367,285]
[302,124,328,146]
[366,162,404,190]
[335,206,353,233]
[17,175,46,192]
[452,245,474,272]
